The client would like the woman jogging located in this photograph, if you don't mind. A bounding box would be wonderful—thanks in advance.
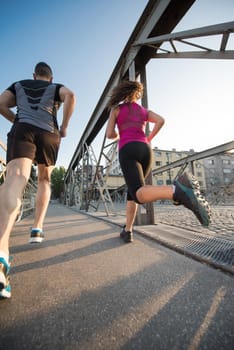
[106,80,211,243]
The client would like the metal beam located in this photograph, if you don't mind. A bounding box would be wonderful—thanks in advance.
[135,21,234,46]
[153,51,234,59]
[152,141,234,175]
[0,139,7,152]
[134,21,234,59]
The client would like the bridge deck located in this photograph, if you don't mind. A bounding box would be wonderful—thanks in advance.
[0,203,233,349]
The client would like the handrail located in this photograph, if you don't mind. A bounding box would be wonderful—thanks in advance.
[152,141,234,175]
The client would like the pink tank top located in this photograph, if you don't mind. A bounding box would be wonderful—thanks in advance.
[116,102,149,150]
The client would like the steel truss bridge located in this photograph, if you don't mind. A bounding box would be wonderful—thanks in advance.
[1,0,234,223]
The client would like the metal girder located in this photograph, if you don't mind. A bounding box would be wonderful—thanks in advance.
[152,51,234,59]
[152,141,234,176]
[135,21,234,46]
[0,139,7,152]
[0,139,7,182]
[134,21,234,60]
[64,0,196,181]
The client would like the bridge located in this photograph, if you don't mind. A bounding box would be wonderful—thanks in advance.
[62,0,234,220]
[0,1,233,348]
[1,0,233,264]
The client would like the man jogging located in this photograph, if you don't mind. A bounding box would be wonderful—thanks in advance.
[0,62,76,298]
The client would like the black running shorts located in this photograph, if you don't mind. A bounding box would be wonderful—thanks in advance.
[7,122,61,166]
[119,141,153,203]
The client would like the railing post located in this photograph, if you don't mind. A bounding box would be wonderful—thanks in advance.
[131,64,155,225]
[140,65,155,225]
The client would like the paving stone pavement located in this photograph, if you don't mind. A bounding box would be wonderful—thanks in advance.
[86,203,234,274]
[93,203,234,241]
[152,205,234,241]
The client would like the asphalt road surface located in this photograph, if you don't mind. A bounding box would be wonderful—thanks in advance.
[0,204,233,350]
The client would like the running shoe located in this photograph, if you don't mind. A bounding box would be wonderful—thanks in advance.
[173,172,211,227]
[0,277,11,299]
[29,228,44,243]
[120,225,126,238]
[0,257,10,291]
[120,226,133,243]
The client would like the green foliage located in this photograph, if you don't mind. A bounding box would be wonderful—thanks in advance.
[51,166,66,198]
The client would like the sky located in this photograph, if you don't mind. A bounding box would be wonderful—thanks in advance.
[0,0,234,168]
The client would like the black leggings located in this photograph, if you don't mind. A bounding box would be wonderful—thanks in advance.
[119,142,153,203]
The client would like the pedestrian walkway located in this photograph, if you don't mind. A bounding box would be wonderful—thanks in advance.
[0,203,233,350]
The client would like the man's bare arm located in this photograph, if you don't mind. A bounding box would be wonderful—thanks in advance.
[0,90,16,123]
[59,86,76,137]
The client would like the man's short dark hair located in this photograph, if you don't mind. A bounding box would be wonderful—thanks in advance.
[34,62,53,79]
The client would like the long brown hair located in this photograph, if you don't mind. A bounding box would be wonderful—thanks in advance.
[108,80,144,109]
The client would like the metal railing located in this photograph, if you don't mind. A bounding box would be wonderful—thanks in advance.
[152,141,234,177]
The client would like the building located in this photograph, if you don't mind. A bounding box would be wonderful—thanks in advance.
[203,151,234,203]
[152,147,206,191]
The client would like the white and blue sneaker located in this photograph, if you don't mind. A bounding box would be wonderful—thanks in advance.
[29,228,44,243]
[0,277,11,299]
[0,256,11,299]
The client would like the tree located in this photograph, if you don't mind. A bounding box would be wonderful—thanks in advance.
[51,166,66,199]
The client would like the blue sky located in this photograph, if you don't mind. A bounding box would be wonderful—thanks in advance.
[0,0,234,168]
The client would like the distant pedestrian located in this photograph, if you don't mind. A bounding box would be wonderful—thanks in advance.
[106,80,211,243]
[0,62,76,298]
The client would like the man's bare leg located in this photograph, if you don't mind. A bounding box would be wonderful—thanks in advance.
[0,158,32,256]
[0,158,32,290]
[29,164,54,243]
